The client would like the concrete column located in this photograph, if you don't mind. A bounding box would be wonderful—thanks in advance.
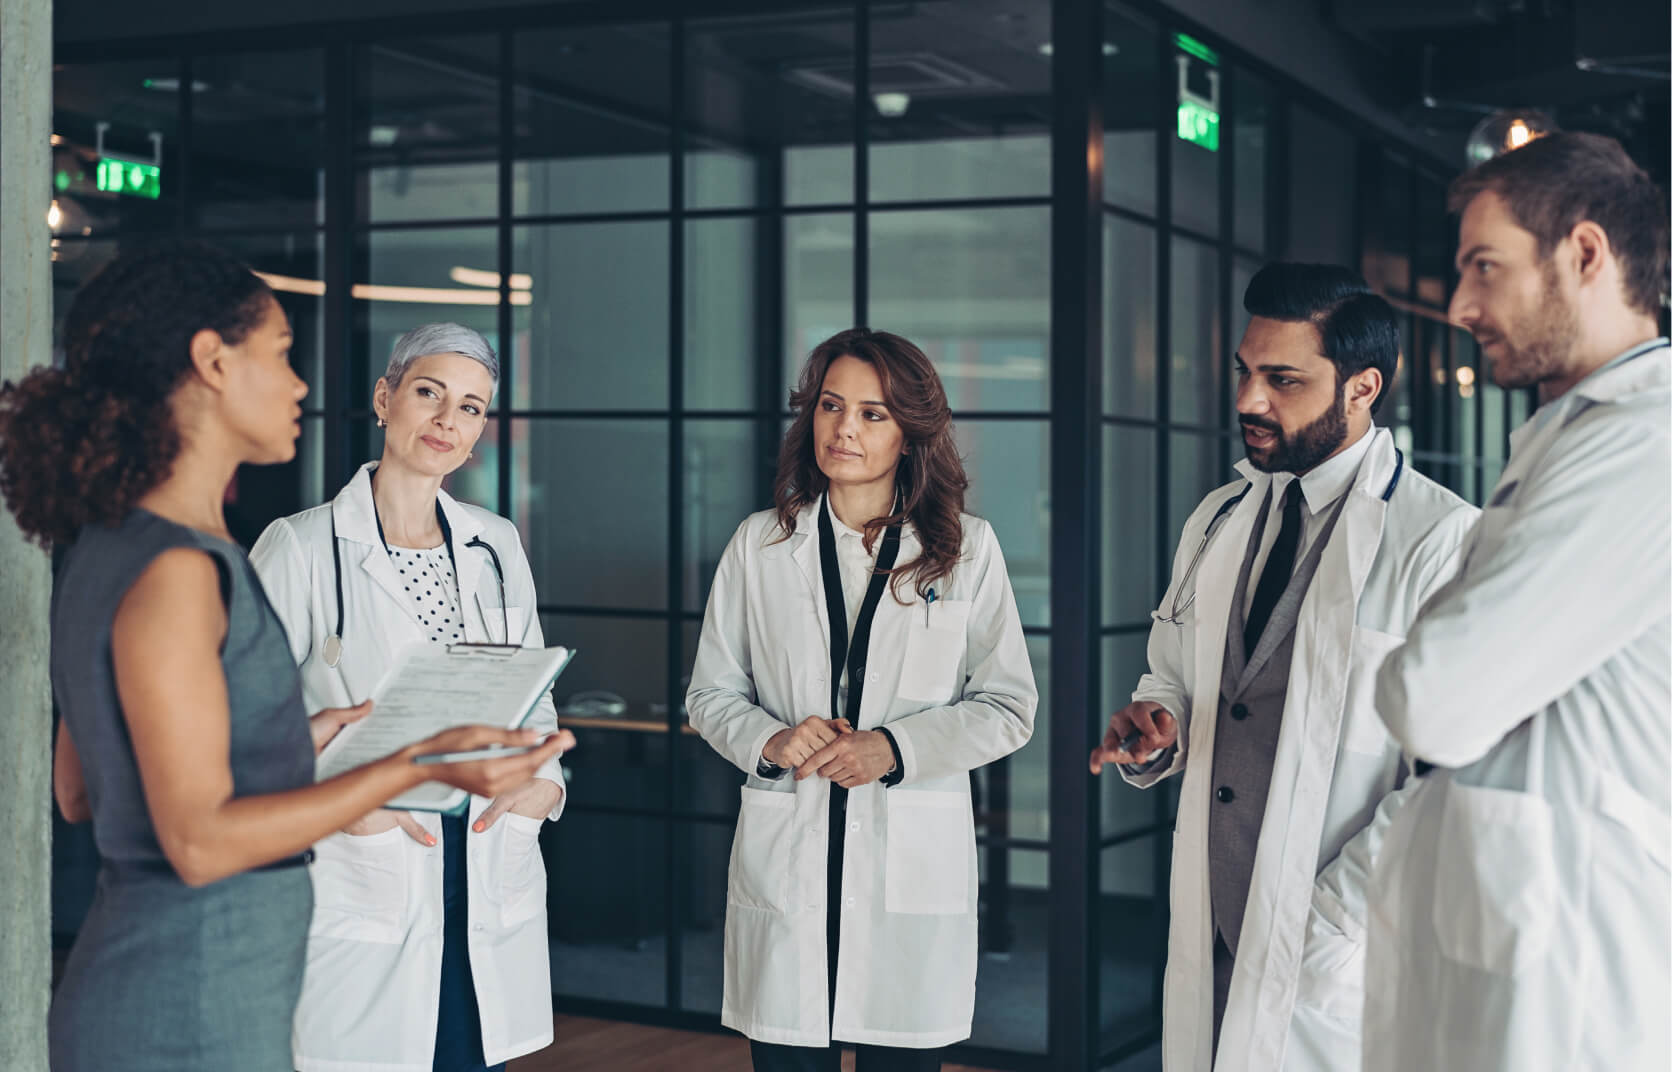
[0,0,55,1068]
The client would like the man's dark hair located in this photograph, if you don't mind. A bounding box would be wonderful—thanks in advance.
[1242,262,1400,416]
[1448,131,1669,318]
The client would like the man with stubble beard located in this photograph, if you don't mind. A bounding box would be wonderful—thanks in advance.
[1365,132,1669,1072]
[1091,263,1477,1072]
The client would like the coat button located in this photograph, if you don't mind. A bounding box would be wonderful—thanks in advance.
[1230,703,1249,721]
[1216,786,1235,803]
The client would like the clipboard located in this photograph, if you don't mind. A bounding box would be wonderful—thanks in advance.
[316,642,575,812]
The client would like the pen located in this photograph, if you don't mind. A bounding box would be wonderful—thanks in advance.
[413,744,539,765]
[925,587,937,627]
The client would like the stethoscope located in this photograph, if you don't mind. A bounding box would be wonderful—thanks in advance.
[322,500,508,668]
[1154,447,1404,626]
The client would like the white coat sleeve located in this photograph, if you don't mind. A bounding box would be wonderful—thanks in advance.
[505,532,566,821]
[686,521,793,775]
[1310,504,1477,938]
[1121,499,1221,789]
[1376,408,1672,768]
[881,523,1037,786]
[249,518,315,667]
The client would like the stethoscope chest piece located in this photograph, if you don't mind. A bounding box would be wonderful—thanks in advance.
[323,634,343,668]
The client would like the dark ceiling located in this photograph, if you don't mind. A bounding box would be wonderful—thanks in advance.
[1327,0,1669,184]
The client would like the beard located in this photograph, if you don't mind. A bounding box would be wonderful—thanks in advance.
[1478,262,1580,389]
[1241,387,1349,474]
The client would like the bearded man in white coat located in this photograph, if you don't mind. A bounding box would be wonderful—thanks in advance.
[1090,263,1477,1072]
[1366,132,1670,1072]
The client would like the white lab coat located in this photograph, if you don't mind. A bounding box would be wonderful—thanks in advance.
[1122,428,1476,1072]
[686,499,1037,1048]
[1365,344,1671,1072]
[249,462,565,1072]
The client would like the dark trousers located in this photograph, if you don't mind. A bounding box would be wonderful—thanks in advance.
[748,786,946,1072]
[434,815,505,1072]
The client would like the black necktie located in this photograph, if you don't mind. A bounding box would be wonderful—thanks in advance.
[1244,482,1302,656]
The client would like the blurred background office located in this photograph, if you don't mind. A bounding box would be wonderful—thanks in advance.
[36,0,1669,1069]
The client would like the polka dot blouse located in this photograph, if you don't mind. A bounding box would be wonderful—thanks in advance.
[388,544,465,644]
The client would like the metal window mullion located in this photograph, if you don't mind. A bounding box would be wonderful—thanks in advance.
[1149,17,1175,1027]
[1046,0,1103,1066]
[497,31,514,519]
[323,41,354,492]
[1218,58,1236,465]
[853,0,869,325]
[665,14,687,1014]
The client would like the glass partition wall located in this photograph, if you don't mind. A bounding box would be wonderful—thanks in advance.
[50,3,1506,1068]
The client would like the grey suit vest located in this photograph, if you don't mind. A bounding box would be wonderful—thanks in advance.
[1207,486,1345,955]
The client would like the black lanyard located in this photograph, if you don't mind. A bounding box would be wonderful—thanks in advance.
[817,498,902,723]
[329,499,510,654]
[372,500,458,575]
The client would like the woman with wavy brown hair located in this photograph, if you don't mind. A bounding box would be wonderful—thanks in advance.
[0,242,569,1072]
[687,328,1037,1072]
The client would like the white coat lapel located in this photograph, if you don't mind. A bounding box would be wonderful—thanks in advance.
[334,463,423,630]
[437,488,490,642]
[1187,476,1266,762]
[1224,429,1396,1071]
[1165,475,1266,1072]
[789,498,829,655]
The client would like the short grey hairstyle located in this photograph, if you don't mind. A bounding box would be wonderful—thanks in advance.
[383,322,499,391]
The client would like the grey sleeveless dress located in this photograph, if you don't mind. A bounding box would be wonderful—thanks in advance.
[48,510,316,1072]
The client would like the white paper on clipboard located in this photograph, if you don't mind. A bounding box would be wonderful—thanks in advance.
[315,642,574,812]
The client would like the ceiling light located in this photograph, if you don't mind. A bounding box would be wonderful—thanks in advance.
[1037,42,1119,56]
[449,266,533,290]
[873,92,910,118]
[256,271,533,306]
[1465,109,1557,167]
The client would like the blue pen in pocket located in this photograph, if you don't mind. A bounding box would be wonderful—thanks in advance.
[924,587,937,627]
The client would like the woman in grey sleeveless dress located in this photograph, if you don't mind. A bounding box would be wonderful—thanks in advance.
[48,513,318,1069]
[0,243,572,1072]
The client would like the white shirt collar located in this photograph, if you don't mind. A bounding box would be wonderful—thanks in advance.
[1270,425,1375,515]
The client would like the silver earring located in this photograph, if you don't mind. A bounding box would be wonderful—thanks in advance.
[467,451,474,460]
[377,418,387,428]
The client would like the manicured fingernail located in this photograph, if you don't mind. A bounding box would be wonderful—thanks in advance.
[473,822,485,833]
[425,836,437,846]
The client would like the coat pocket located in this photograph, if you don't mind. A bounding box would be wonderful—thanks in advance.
[1293,903,1365,1023]
[1430,782,1557,976]
[1342,626,1402,755]
[896,599,971,704]
[493,811,549,927]
[308,827,409,944]
[727,787,797,912]
[884,789,972,914]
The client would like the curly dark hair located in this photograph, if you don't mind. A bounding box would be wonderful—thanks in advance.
[0,241,272,548]
[773,328,970,601]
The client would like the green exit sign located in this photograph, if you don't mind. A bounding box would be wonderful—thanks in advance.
[96,157,161,199]
[1177,99,1219,152]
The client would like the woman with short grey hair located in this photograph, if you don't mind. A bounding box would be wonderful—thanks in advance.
[252,322,568,1072]
[383,321,500,391]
